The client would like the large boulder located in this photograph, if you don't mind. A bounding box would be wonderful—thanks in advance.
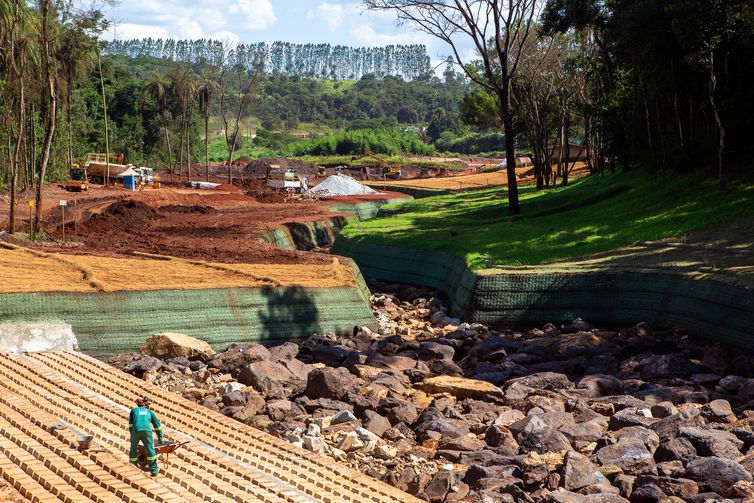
[595,439,654,473]
[683,457,753,494]
[141,332,214,361]
[238,360,293,393]
[207,344,271,375]
[306,367,359,400]
[420,375,503,401]
[561,451,608,491]
[678,427,744,459]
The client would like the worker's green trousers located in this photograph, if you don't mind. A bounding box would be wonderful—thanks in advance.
[129,431,158,474]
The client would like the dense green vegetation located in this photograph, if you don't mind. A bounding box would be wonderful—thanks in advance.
[287,129,433,157]
[342,173,754,269]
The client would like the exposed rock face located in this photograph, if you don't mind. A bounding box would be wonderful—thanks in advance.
[141,332,215,360]
[111,280,754,503]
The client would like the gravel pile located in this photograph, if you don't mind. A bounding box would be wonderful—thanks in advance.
[306,174,376,197]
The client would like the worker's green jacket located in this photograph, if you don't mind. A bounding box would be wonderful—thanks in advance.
[128,406,162,437]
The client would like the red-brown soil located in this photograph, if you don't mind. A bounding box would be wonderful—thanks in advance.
[0,183,352,265]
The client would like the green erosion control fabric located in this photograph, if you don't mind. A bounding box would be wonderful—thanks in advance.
[263,216,356,251]
[334,237,754,349]
[263,198,411,250]
[0,284,376,358]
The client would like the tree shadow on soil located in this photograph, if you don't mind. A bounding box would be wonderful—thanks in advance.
[258,286,320,342]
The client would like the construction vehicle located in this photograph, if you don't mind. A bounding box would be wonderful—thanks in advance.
[316,166,326,178]
[64,166,90,192]
[350,151,401,179]
[267,168,308,193]
[78,153,156,185]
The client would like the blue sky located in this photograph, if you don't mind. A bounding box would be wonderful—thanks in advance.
[101,0,476,70]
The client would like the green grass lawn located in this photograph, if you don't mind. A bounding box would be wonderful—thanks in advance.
[341,171,754,269]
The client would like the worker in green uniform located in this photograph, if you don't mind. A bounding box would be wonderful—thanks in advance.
[128,396,163,476]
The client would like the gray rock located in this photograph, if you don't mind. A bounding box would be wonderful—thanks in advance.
[649,408,703,440]
[595,440,653,473]
[701,399,736,423]
[683,457,753,494]
[362,410,391,437]
[577,375,624,397]
[608,407,656,430]
[485,424,520,455]
[629,482,666,502]
[418,341,455,360]
[558,420,608,450]
[507,372,575,391]
[654,437,697,463]
[561,451,608,491]
[678,427,744,459]
[306,367,359,400]
[264,400,306,422]
[331,410,358,425]
[207,344,270,374]
[438,435,486,452]
[649,402,677,419]
[221,391,246,407]
[123,356,163,376]
[634,475,698,498]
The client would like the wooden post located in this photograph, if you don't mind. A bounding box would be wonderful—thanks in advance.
[28,200,34,236]
[59,200,67,241]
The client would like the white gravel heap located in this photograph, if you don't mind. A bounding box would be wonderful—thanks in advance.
[306,174,376,197]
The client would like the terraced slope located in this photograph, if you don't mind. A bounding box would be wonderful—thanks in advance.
[0,350,419,503]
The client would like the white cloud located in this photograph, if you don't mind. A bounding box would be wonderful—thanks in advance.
[308,2,346,31]
[210,30,241,48]
[108,22,170,41]
[349,23,432,46]
[234,0,277,30]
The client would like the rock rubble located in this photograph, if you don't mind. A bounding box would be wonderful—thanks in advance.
[110,280,754,502]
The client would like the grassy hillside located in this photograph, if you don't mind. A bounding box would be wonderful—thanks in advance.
[341,172,754,269]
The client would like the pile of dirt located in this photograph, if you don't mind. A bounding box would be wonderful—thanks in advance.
[161,204,214,214]
[236,179,289,203]
[306,174,376,197]
[85,200,162,231]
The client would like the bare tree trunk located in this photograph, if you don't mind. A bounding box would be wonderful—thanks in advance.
[96,50,111,186]
[35,0,58,232]
[708,50,725,190]
[499,86,519,215]
[67,76,74,170]
[163,121,173,175]
[205,108,210,181]
[187,120,192,181]
[9,83,25,234]
[177,117,185,182]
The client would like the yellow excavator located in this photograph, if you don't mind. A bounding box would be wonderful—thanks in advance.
[350,151,401,180]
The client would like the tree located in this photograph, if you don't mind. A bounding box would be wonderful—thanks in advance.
[1,0,34,233]
[218,44,265,183]
[364,0,539,215]
[35,0,59,231]
[197,72,218,181]
[143,71,174,176]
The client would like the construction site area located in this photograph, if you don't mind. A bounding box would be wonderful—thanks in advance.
[1,154,753,503]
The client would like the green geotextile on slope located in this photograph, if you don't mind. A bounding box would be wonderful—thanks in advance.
[262,198,411,250]
[327,197,411,221]
[0,283,376,358]
[333,237,754,349]
[263,215,356,251]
